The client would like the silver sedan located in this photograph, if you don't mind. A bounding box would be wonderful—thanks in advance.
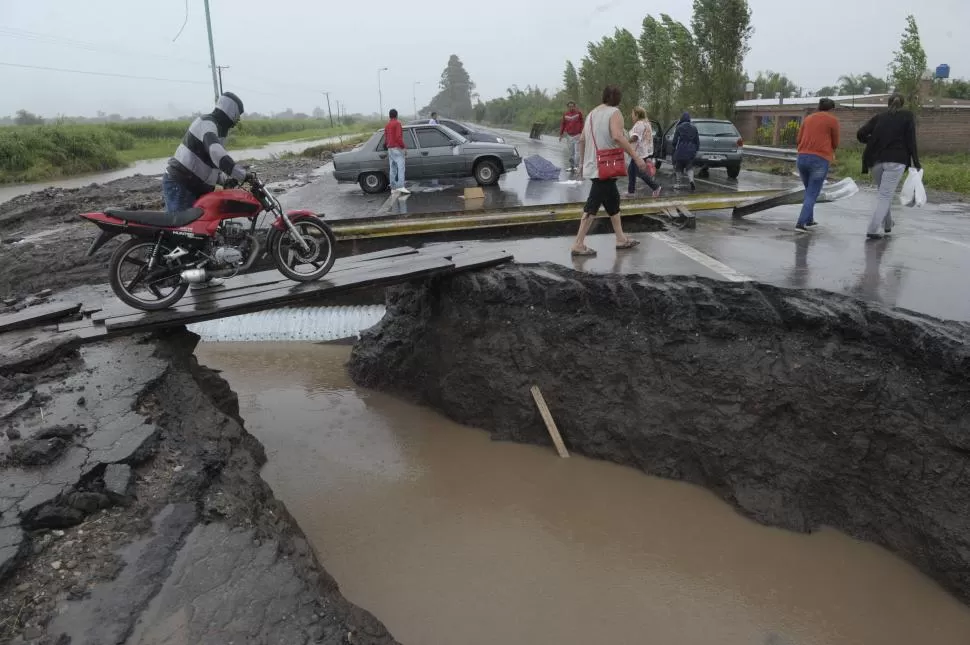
[333,124,522,194]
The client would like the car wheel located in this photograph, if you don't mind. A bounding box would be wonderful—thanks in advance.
[359,172,388,194]
[473,159,501,186]
[727,163,741,179]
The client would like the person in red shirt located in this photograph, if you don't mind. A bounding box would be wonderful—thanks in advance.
[385,109,409,195]
[559,101,584,173]
[794,98,839,232]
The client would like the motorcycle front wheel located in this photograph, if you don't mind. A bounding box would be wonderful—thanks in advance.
[271,217,337,282]
[109,238,189,311]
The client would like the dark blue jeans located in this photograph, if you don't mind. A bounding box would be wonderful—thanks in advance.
[627,158,659,193]
[161,174,201,213]
[795,154,829,227]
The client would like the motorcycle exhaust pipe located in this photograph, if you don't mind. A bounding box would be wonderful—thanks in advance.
[180,237,262,284]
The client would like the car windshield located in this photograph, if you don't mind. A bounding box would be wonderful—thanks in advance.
[695,122,740,136]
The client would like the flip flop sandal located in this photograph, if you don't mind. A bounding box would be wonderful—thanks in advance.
[616,239,641,250]
[571,247,597,257]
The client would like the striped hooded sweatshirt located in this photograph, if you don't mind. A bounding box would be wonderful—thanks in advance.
[166,93,247,194]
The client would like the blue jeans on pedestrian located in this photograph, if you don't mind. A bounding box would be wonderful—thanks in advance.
[388,148,406,190]
[795,153,829,227]
[627,158,659,193]
[161,174,200,213]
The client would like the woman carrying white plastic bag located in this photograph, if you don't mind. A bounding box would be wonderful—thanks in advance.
[856,94,922,240]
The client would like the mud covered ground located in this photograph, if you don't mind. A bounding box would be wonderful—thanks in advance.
[0,326,399,645]
[349,263,970,606]
[0,156,327,300]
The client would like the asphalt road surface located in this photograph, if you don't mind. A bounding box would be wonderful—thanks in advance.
[280,127,970,323]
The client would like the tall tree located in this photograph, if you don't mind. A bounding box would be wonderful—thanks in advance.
[889,15,928,110]
[752,70,799,99]
[562,61,580,104]
[664,15,700,115]
[639,16,674,123]
[14,109,44,126]
[946,78,970,100]
[837,72,889,95]
[423,54,476,119]
[691,0,753,118]
[577,29,640,116]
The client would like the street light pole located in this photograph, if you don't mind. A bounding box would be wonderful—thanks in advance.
[202,0,220,102]
[378,67,388,118]
[322,91,334,128]
[215,65,230,95]
[412,81,421,119]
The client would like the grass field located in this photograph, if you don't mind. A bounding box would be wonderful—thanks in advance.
[0,119,375,184]
[745,149,970,196]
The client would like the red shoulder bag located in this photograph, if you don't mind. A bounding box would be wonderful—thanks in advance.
[589,111,627,179]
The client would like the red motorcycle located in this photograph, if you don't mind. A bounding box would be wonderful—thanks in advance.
[80,172,336,311]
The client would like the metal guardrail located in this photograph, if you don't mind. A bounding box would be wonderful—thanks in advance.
[742,145,798,161]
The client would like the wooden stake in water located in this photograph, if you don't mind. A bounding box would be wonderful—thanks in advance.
[530,386,569,459]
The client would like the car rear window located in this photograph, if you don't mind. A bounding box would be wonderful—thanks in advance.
[695,122,740,136]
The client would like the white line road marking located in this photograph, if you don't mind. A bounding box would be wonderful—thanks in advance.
[649,232,752,282]
[930,236,970,250]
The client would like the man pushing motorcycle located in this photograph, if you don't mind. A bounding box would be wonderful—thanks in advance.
[162,91,253,287]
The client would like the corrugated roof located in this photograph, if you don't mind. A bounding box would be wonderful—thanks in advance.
[735,94,891,108]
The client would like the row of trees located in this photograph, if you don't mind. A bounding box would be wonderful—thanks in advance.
[571,0,753,125]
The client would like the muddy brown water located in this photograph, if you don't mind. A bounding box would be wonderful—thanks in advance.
[196,342,970,645]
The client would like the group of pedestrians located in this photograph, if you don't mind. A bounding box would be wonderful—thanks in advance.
[565,86,702,257]
[796,94,921,239]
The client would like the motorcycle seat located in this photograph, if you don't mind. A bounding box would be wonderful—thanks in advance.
[104,207,204,228]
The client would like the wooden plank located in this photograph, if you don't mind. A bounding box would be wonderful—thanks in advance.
[92,246,423,323]
[448,250,514,271]
[57,318,101,333]
[0,302,82,333]
[101,252,450,319]
[530,386,569,458]
[103,256,455,332]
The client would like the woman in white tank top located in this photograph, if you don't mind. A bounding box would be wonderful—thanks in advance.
[571,85,650,257]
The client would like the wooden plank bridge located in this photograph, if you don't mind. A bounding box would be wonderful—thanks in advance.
[0,244,511,346]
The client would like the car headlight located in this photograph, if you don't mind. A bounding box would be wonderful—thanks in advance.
[497,137,505,143]
[513,147,520,157]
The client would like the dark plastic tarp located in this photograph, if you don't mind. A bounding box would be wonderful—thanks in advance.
[524,155,561,181]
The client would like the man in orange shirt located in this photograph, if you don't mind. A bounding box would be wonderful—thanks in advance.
[794,98,839,232]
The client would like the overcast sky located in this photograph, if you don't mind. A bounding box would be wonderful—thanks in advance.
[2,0,966,119]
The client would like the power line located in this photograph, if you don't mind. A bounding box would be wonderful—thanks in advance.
[0,26,207,67]
[0,61,211,85]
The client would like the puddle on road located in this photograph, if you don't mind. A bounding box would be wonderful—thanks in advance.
[196,342,970,645]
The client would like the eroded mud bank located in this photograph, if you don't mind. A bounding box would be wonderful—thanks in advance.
[349,262,970,604]
[0,329,398,645]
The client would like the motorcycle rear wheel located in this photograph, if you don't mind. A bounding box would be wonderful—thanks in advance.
[109,238,189,311]
[271,217,336,282]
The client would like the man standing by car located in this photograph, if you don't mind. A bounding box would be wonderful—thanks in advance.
[559,101,584,172]
[385,109,409,195]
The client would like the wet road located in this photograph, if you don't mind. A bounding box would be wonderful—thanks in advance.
[277,126,970,322]
[279,127,789,219]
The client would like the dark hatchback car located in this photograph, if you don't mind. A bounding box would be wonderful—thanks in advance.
[662,119,744,178]
[408,118,505,143]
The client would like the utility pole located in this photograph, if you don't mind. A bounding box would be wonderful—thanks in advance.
[203,0,220,102]
[322,91,334,128]
[412,81,421,119]
[377,67,388,118]
[214,65,230,95]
